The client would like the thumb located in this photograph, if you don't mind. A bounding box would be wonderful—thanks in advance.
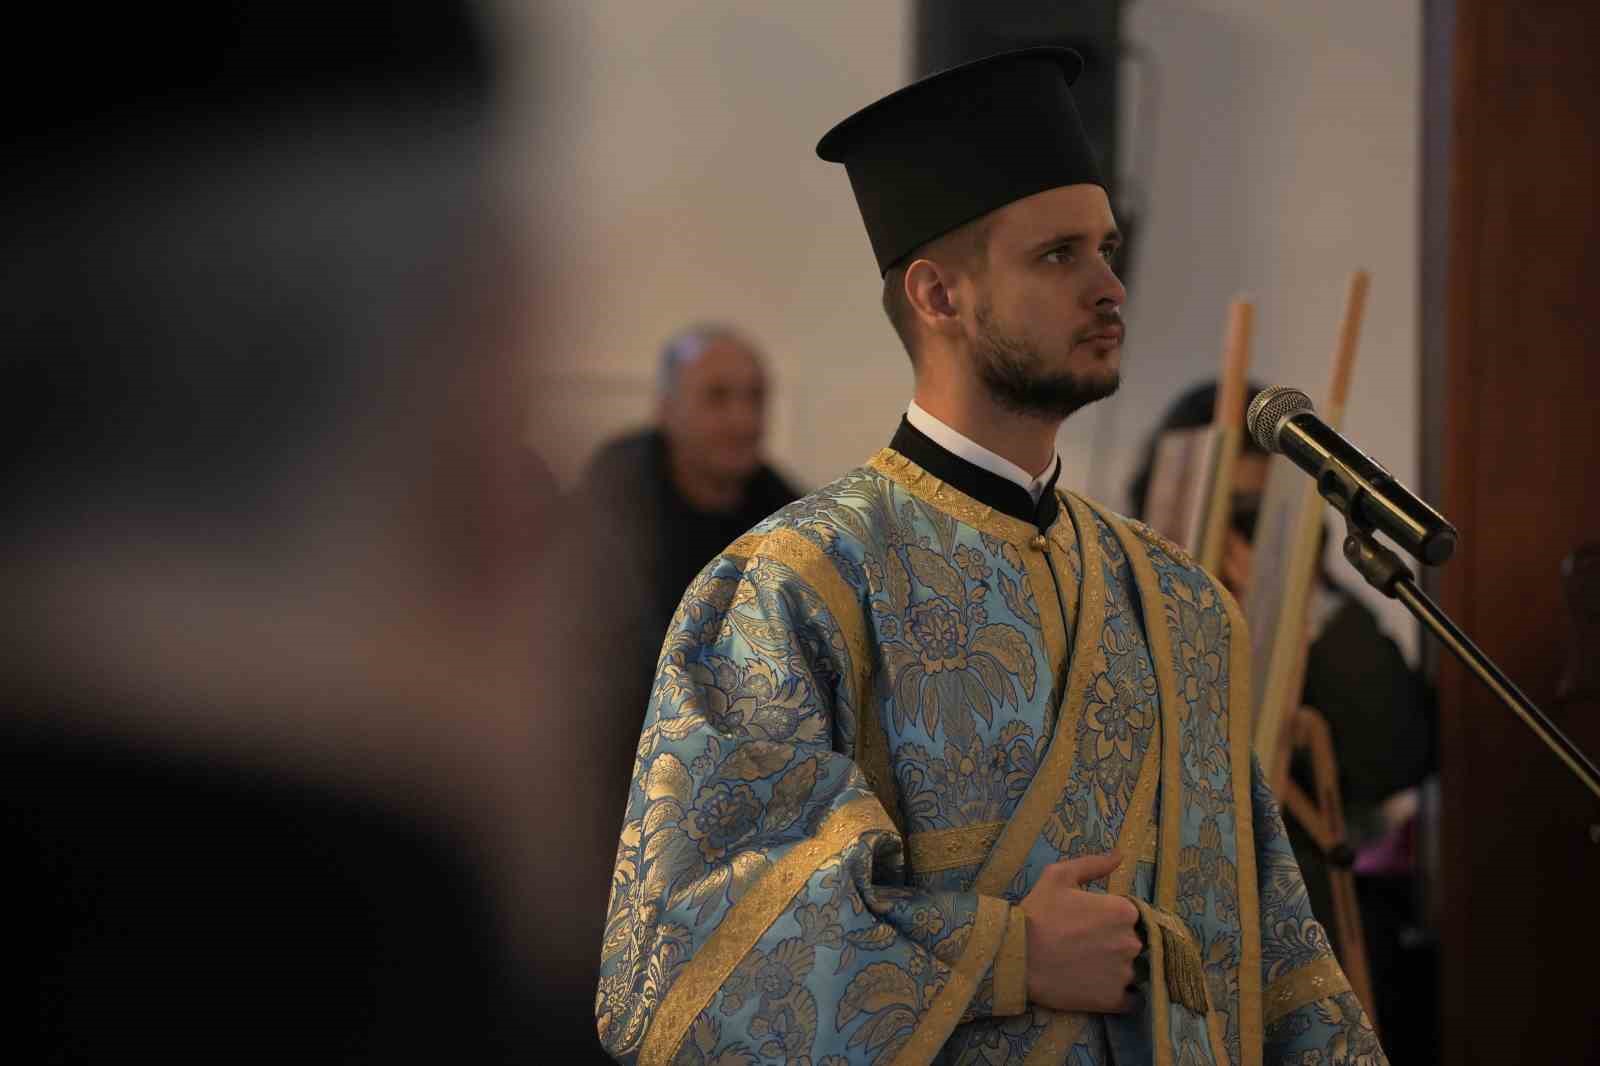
[1063,850,1123,887]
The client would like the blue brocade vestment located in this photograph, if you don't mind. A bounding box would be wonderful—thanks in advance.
[596,447,1386,1066]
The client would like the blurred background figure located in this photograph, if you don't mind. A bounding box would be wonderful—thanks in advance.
[530,326,801,1060]
[0,2,597,1060]
[585,324,800,638]
[577,326,800,794]
[1128,380,1437,1053]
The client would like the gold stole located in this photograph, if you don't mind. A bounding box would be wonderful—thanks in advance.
[1105,500,1262,1066]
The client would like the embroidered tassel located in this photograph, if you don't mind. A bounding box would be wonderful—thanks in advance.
[1160,924,1211,1015]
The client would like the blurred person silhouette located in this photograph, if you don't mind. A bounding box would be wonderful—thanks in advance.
[578,326,800,795]
[1129,380,1437,1057]
[585,324,801,639]
[0,3,599,1061]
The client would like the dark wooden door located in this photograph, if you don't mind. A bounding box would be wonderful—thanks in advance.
[1425,2,1600,1062]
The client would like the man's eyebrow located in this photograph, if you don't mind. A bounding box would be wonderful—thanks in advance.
[1027,229,1123,254]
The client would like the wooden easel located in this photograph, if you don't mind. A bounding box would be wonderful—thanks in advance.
[1269,703,1379,1025]
[1145,280,1382,1027]
[1142,296,1253,562]
[1197,298,1254,574]
[1245,272,1380,1030]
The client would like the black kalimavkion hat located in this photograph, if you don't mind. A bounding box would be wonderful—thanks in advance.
[816,47,1103,275]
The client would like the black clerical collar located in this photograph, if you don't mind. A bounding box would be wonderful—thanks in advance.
[889,417,1061,529]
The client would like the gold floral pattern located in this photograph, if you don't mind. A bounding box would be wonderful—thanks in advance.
[689,655,831,747]
[837,961,930,1060]
[1084,671,1152,762]
[678,1014,757,1066]
[598,461,1384,1065]
[879,536,1038,749]
[1263,990,1388,1066]
[895,730,1042,833]
[1111,510,1250,1063]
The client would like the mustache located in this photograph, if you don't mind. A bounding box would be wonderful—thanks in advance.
[1075,309,1125,344]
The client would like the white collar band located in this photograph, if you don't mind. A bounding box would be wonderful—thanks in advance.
[906,400,1060,505]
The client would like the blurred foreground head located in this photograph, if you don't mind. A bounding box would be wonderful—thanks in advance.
[2,3,540,805]
[0,7,571,1059]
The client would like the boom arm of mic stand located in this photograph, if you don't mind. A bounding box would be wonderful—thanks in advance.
[1338,513,1600,802]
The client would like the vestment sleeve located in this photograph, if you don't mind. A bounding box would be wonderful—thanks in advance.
[595,539,1026,1066]
[1252,756,1389,1065]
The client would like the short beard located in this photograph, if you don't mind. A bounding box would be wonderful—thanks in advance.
[972,303,1121,421]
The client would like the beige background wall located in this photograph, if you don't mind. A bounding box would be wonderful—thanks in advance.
[516,1,915,489]
[514,0,1421,658]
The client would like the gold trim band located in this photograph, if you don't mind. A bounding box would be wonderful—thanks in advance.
[906,821,1006,874]
[974,494,1102,897]
[1219,576,1264,1065]
[1096,503,1237,1066]
[1022,504,1073,723]
[1138,820,1159,863]
[1094,505,1186,919]
[889,894,1011,1066]
[721,531,766,562]
[746,528,900,832]
[868,449,1037,546]
[1024,501,1166,1066]
[747,527,870,714]
[1024,705,1162,1066]
[993,905,1028,1017]
[638,795,895,1066]
[1262,956,1351,1028]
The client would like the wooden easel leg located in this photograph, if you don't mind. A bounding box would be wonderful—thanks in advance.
[1276,707,1381,1033]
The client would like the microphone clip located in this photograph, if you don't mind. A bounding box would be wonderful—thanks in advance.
[1340,513,1414,598]
[1320,460,1417,596]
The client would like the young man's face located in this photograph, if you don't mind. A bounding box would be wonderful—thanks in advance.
[958,183,1127,419]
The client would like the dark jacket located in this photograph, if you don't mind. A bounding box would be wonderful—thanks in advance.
[576,427,799,838]
[583,428,799,634]
[7,711,532,1064]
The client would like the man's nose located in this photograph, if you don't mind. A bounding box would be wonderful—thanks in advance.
[1090,259,1127,310]
[729,398,763,435]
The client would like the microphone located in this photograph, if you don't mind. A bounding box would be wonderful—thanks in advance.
[1246,386,1458,565]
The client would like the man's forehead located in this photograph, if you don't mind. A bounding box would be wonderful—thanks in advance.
[987,183,1117,243]
[683,337,764,382]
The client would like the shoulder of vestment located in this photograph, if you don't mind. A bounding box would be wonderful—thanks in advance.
[710,463,898,601]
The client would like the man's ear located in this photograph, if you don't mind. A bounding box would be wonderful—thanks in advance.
[904,258,963,335]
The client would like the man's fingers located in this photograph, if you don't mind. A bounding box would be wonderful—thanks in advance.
[1116,895,1141,926]
[1063,849,1123,886]
[1076,892,1140,930]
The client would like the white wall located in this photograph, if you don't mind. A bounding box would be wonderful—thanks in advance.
[517,1,914,488]
[514,0,1421,657]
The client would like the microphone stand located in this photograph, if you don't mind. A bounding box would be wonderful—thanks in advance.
[1335,502,1600,803]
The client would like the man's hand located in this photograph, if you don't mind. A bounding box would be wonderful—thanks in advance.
[1018,851,1142,1013]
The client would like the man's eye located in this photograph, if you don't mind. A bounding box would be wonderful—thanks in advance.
[1043,248,1073,264]
[1100,245,1120,263]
